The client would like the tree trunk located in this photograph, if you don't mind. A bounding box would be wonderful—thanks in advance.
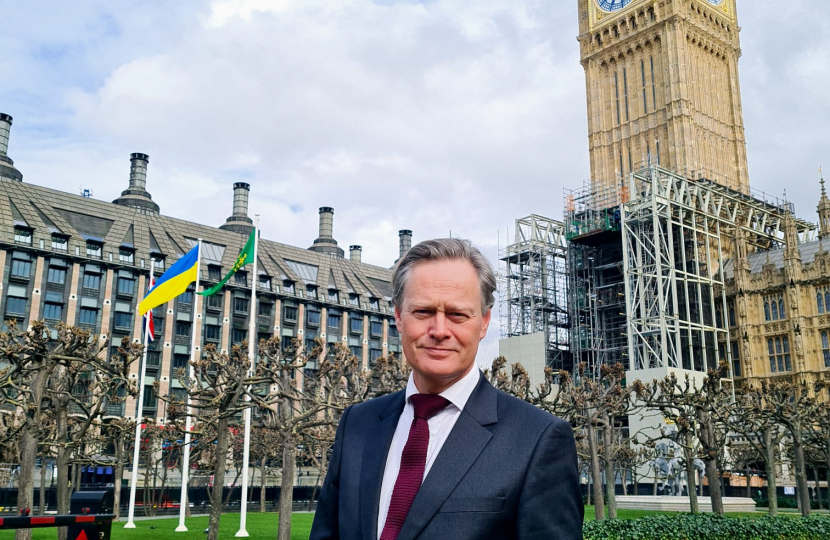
[814,467,823,510]
[698,410,723,514]
[55,404,70,540]
[260,461,267,513]
[113,433,125,520]
[601,414,617,518]
[764,428,778,516]
[207,417,230,540]
[793,439,811,517]
[278,441,296,540]
[746,464,752,498]
[16,428,38,540]
[683,437,699,514]
[619,470,627,496]
[38,458,47,515]
[586,416,605,519]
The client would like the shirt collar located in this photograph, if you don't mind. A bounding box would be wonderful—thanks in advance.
[405,363,481,412]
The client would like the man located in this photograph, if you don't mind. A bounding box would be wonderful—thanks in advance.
[310,238,583,540]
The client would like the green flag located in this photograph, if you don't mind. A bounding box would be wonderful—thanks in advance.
[198,228,256,296]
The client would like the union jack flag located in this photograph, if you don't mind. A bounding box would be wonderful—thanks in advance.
[144,274,155,341]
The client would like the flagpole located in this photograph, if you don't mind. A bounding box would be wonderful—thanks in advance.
[237,218,259,537]
[124,262,156,529]
[177,240,202,532]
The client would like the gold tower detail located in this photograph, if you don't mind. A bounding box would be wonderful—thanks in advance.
[577,0,749,195]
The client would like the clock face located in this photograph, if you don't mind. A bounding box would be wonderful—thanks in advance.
[597,0,634,12]
[705,0,724,5]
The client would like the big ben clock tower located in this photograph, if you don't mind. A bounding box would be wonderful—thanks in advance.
[577,0,749,196]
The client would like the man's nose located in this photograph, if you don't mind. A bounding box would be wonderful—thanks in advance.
[428,312,451,340]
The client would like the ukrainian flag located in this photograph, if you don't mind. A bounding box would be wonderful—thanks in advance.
[138,245,200,316]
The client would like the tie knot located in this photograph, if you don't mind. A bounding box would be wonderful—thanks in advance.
[410,394,450,420]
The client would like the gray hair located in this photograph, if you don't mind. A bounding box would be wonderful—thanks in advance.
[392,238,496,315]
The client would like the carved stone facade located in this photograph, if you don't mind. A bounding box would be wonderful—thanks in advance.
[576,0,749,198]
[723,182,830,388]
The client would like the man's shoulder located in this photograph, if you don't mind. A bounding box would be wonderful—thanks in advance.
[490,384,570,433]
[344,389,405,421]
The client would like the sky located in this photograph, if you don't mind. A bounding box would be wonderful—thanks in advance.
[2,0,830,361]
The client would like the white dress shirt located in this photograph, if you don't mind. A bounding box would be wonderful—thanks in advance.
[376,365,481,538]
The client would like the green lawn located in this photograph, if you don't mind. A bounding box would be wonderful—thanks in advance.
[0,507,769,539]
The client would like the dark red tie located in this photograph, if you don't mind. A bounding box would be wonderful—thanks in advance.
[380,394,450,540]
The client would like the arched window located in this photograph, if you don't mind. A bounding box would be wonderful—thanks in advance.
[818,292,825,314]
[771,300,779,321]
[764,301,771,321]
[778,299,786,319]
[822,331,830,368]
[825,290,830,312]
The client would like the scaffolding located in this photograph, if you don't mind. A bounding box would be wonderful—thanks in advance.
[621,165,815,372]
[499,214,571,372]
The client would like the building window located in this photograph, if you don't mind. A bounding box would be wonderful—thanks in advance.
[43,302,63,321]
[86,242,102,259]
[369,339,382,364]
[179,290,193,305]
[327,310,341,332]
[349,294,359,306]
[622,67,629,121]
[208,265,222,281]
[614,71,621,125]
[117,276,136,296]
[822,330,830,369]
[119,248,135,264]
[234,271,247,286]
[350,316,363,334]
[142,385,157,410]
[731,341,741,377]
[328,289,339,303]
[14,227,32,245]
[10,256,32,279]
[152,257,165,271]
[47,266,66,285]
[79,307,97,326]
[51,234,68,252]
[641,59,648,113]
[204,324,221,342]
[6,296,27,316]
[114,312,132,329]
[818,287,830,314]
[83,268,101,289]
[767,336,792,373]
[176,321,191,337]
[307,307,321,327]
[259,275,272,291]
[728,302,736,327]
[370,320,383,337]
[283,305,298,322]
[283,281,295,295]
[207,294,222,310]
[173,354,190,370]
[650,56,657,110]
[281,335,295,352]
[306,285,318,299]
[232,328,247,344]
[763,294,786,322]
[350,346,363,358]
[234,297,250,313]
[259,302,273,317]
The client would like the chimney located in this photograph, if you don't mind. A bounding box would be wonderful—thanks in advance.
[0,113,23,182]
[308,206,344,257]
[0,114,11,157]
[219,182,254,235]
[112,153,159,213]
[129,153,149,191]
[350,245,362,263]
[399,229,413,259]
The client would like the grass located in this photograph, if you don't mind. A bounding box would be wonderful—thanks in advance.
[0,506,772,539]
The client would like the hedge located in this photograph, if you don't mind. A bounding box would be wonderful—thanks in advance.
[583,514,830,540]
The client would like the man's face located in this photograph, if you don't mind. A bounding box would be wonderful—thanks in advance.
[395,259,491,394]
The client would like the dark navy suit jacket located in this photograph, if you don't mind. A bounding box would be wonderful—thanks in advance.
[309,374,584,540]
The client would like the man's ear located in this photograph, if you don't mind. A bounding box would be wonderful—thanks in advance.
[480,308,492,340]
[394,304,402,328]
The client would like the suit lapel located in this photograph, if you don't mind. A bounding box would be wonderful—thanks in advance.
[360,390,405,540]
[396,376,499,540]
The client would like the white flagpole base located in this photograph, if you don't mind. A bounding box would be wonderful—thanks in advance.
[175,525,189,532]
[123,522,136,529]
[235,530,250,537]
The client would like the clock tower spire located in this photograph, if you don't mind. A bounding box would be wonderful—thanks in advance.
[577,0,749,198]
